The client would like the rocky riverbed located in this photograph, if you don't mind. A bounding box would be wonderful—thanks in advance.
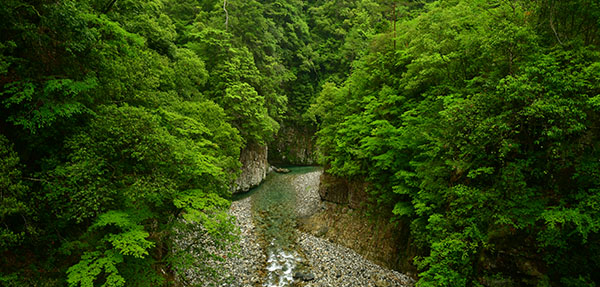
[192,167,414,287]
[299,233,413,287]
[223,195,266,286]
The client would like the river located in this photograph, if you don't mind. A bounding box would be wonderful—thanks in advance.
[217,166,413,287]
[237,167,320,286]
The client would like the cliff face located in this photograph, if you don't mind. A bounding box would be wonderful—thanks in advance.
[299,172,417,276]
[233,143,269,194]
[232,123,316,194]
[318,172,369,209]
[268,124,316,166]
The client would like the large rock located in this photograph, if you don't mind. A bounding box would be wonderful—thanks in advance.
[293,272,315,281]
[317,172,348,204]
[233,142,269,194]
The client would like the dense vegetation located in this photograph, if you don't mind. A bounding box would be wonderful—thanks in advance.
[1,0,599,286]
[0,0,392,285]
[0,0,310,285]
[310,0,600,286]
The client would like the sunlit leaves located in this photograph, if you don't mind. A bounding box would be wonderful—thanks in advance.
[223,82,279,144]
[67,250,125,287]
[313,0,600,285]
[91,211,155,258]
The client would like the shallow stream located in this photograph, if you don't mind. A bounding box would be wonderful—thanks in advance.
[236,167,320,287]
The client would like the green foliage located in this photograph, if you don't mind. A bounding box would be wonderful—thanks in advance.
[3,0,599,285]
[1,78,96,133]
[173,188,238,245]
[91,211,155,258]
[313,0,600,285]
[172,48,208,99]
[223,83,279,144]
[0,135,30,251]
[65,211,159,287]
[415,236,477,287]
[307,0,389,84]
[67,250,125,287]
[0,0,264,284]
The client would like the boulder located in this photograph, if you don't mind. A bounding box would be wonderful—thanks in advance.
[274,167,291,173]
[293,272,315,281]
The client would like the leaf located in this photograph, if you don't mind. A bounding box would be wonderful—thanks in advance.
[67,250,125,287]
[91,211,154,258]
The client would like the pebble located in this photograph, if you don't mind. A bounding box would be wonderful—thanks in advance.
[180,168,414,287]
[175,195,266,287]
[292,169,323,218]
[299,232,413,286]
[220,196,267,286]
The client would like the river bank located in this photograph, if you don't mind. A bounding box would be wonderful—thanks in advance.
[214,167,414,287]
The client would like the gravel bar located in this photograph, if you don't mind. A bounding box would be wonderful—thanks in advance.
[219,168,414,287]
[299,232,414,287]
[221,195,266,287]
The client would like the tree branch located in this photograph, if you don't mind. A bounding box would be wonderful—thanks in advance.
[103,0,118,14]
[549,2,564,45]
[24,176,46,183]
[549,18,564,45]
[223,0,229,31]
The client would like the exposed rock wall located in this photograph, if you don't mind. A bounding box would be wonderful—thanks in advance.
[318,172,369,209]
[269,124,317,166]
[233,142,269,194]
[300,171,418,276]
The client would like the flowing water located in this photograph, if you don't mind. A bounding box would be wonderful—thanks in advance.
[236,167,320,287]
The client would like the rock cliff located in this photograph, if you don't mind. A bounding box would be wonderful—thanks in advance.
[300,171,418,276]
[233,142,269,194]
[269,124,317,166]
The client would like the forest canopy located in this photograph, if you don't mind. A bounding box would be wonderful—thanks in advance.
[1,0,600,286]
[310,0,600,286]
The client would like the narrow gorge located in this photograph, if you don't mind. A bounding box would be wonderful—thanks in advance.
[3,1,599,286]
[224,166,414,287]
[216,123,416,286]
